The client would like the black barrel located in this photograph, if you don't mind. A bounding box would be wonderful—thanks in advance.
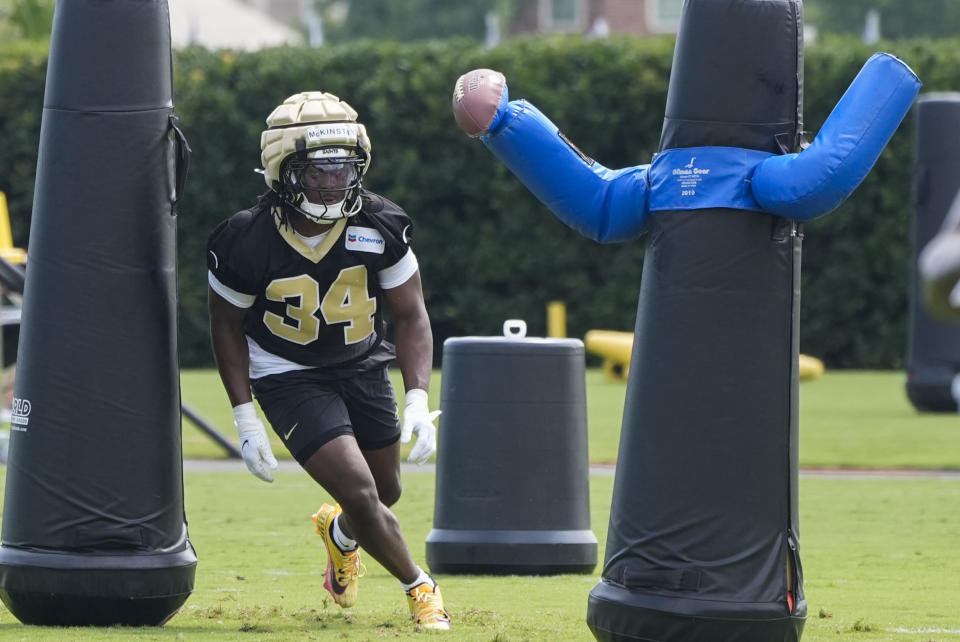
[0,0,196,626]
[906,93,960,412]
[426,323,597,574]
[587,1,806,640]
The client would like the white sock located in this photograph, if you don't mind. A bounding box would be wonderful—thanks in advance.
[332,515,358,551]
[401,568,433,592]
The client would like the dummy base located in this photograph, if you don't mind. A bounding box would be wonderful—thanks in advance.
[426,528,596,575]
[0,543,197,626]
[588,580,806,642]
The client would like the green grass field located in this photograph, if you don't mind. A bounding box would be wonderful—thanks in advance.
[180,369,960,470]
[0,369,957,640]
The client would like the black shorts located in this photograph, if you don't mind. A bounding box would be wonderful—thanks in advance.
[251,366,400,465]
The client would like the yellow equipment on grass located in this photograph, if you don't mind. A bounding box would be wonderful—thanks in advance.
[547,301,567,338]
[585,329,825,382]
[0,192,26,264]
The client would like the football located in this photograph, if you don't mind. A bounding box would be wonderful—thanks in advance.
[452,68,507,137]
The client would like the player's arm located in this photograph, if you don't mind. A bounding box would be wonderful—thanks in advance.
[208,286,278,482]
[383,270,432,392]
[208,287,253,406]
[383,270,439,464]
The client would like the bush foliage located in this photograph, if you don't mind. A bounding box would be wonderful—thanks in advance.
[1,36,957,368]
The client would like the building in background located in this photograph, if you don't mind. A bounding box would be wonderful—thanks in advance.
[245,0,329,46]
[510,0,683,37]
[235,0,685,47]
[168,0,304,50]
[246,0,304,26]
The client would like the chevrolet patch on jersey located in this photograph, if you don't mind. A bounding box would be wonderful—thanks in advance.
[345,226,385,254]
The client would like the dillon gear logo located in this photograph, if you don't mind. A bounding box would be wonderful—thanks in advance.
[672,156,711,197]
[11,396,31,431]
[345,226,385,254]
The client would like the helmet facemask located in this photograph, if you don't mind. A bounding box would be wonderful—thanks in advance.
[279,147,366,222]
[260,91,373,222]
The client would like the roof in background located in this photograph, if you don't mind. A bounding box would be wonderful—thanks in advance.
[168,0,304,50]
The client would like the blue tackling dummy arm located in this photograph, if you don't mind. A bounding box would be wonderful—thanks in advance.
[751,53,921,220]
[466,51,917,231]
[480,100,650,243]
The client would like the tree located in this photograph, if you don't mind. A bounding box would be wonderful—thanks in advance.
[314,0,532,44]
[0,0,55,40]
[805,0,960,39]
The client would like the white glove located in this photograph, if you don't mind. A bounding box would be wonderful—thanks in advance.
[400,389,441,465]
[234,402,278,482]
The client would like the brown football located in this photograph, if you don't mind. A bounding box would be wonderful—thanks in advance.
[452,68,507,137]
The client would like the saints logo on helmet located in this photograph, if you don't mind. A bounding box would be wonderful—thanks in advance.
[260,92,372,222]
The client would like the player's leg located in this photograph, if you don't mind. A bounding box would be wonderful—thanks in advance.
[251,371,368,606]
[335,367,450,630]
[252,368,448,627]
[306,441,449,629]
[360,440,402,506]
[336,365,405,508]
[302,435,420,583]
[320,366,416,579]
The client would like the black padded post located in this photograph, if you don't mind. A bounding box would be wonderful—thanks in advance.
[426,326,597,574]
[906,94,960,412]
[586,1,806,640]
[0,0,196,626]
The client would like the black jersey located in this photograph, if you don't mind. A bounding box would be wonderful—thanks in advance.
[208,191,414,368]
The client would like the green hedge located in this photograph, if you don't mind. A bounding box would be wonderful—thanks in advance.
[2,36,959,368]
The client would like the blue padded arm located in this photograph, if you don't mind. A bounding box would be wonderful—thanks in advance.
[481,100,650,243]
[751,53,921,220]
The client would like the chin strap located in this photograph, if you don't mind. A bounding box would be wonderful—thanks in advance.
[289,191,362,222]
[300,197,347,221]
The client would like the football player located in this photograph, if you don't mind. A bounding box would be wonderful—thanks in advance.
[920,189,960,322]
[207,92,450,631]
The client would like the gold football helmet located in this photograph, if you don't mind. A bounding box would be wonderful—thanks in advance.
[260,92,371,221]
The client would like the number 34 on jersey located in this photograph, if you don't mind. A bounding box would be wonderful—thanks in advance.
[264,265,376,346]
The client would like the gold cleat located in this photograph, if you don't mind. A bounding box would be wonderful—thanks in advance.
[406,580,451,631]
[312,503,364,608]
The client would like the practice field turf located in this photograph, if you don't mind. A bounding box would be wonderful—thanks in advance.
[0,471,956,641]
[180,369,960,470]
[0,368,957,640]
